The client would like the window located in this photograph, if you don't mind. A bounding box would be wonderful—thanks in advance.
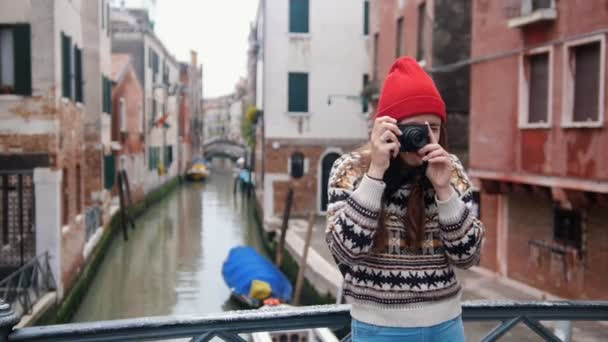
[61,32,72,99]
[0,25,31,96]
[416,3,428,62]
[562,36,605,127]
[76,164,82,213]
[104,154,116,189]
[289,0,309,33]
[288,72,308,113]
[106,2,110,35]
[519,49,552,128]
[508,0,557,28]
[120,97,127,132]
[553,206,582,251]
[531,0,553,11]
[396,17,404,57]
[165,146,173,166]
[363,0,369,35]
[289,152,305,178]
[62,168,69,225]
[102,76,112,113]
[74,46,84,103]
[373,33,379,80]
[362,74,369,113]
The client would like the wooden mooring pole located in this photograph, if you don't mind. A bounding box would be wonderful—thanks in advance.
[275,187,294,267]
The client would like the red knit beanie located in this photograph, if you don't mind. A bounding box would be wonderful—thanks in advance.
[375,57,446,123]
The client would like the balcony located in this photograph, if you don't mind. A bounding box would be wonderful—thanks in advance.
[508,0,557,29]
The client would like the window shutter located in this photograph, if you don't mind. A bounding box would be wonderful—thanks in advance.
[13,24,32,96]
[288,73,308,112]
[289,0,309,33]
[362,74,369,113]
[61,32,72,99]
[364,1,370,35]
[74,46,83,103]
[107,77,112,113]
[104,154,116,189]
[106,2,110,35]
[528,53,548,123]
[573,42,600,122]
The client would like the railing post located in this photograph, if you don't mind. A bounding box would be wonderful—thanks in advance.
[0,299,19,342]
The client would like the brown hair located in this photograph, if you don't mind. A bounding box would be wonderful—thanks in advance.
[358,125,449,252]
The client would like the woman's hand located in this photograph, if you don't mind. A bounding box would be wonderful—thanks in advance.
[418,122,454,200]
[368,116,402,179]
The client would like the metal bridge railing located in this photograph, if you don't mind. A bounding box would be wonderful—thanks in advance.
[0,252,56,318]
[1,300,608,341]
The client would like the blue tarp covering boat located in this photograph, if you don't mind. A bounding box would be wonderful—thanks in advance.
[222,246,292,305]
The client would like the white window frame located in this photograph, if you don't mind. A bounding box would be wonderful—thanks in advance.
[518,46,553,129]
[561,34,606,128]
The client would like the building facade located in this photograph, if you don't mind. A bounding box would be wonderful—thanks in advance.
[110,7,181,192]
[254,0,370,220]
[470,0,608,299]
[111,54,145,202]
[179,51,203,170]
[0,0,111,297]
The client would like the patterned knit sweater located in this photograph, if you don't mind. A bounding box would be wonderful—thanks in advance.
[325,151,485,328]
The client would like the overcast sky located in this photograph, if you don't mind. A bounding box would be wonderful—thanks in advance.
[153,0,259,98]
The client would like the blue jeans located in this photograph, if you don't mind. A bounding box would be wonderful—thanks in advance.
[351,315,465,342]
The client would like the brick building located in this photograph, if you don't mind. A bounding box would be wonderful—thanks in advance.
[111,54,145,202]
[0,0,110,297]
[469,0,608,299]
[253,0,369,221]
[179,51,203,170]
[111,7,182,192]
[368,0,472,164]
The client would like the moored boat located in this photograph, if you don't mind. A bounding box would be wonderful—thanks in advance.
[222,246,292,308]
[186,160,210,181]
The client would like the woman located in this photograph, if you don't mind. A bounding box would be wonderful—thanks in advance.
[326,57,485,341]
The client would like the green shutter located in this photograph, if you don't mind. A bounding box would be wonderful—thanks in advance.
[106,77,112,113]
[289,0,309,33]
[364,1,370,35]
[362,74,369,113]
[101,77,105,112]
[13,25,32,96]
[148,147,153,170]
[104,154,116,189]
[102,76,112,113]
[106,3,110,35]
[61,32,72,99]
[288,72,308,112]
[74,47,83,103]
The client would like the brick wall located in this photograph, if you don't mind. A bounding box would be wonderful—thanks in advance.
[479,192,498,271]
[263,139,361,217]
[502,192,608,299]
[56,100,87,293]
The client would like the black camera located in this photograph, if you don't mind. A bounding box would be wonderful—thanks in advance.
[398,124,430,152]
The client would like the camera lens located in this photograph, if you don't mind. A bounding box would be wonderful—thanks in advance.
[407,128,427,148]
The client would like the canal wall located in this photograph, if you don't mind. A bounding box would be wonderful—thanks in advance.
[34,177,183,325]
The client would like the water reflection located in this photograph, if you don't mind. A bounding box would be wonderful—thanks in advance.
[72,161,265,322]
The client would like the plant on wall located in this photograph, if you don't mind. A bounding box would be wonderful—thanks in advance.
[242,105,260,148]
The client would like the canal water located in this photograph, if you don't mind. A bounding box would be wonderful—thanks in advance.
[72,161,266,322]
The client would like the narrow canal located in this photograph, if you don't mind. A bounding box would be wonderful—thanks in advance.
[72,161,266,322]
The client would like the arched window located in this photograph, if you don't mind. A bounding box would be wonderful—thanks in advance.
[290,152,305,179]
